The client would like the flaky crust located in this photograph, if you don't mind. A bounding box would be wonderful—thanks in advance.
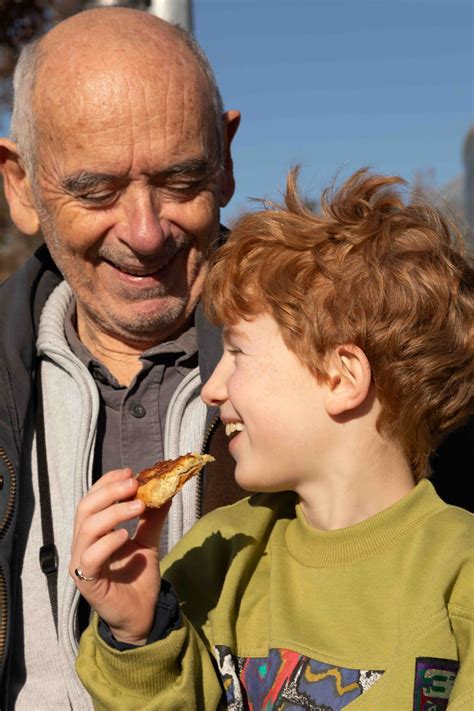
[136,453,215,508]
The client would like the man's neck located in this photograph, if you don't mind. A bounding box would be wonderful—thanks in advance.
[75,312,157,386]
[74,304,194,386]
[77,326,144,386]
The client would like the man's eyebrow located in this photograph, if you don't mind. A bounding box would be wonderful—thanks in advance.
[61,159,215,193]
[154,158,215,178]
[61,172,121,193]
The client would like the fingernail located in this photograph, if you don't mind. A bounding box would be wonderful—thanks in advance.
[129,499,143,511]
[121,478,134,490]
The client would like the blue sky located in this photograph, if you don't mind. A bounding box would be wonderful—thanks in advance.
[194,0,473,221]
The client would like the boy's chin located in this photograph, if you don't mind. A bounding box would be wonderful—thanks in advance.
[234,468,283,495]
[234,469,261,493]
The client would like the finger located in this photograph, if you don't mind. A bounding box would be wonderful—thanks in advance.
[134,499,172,549]
[70,527,160,639]
[73,475,139,543]
[69,527,129,594]
[87,467,133,495]
[72,498,145,564]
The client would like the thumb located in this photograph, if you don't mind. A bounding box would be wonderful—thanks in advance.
[133,499,172,550]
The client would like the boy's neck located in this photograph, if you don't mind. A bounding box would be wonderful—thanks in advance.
[298,435,415,531]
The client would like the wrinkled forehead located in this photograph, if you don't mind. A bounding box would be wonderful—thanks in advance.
[32,42,217,169]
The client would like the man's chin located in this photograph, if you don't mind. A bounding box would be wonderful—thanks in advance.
[77,295,190,346]
[107,308,188,344]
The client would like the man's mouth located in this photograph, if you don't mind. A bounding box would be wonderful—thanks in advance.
[104,253,176,277]
[100,239,188,278]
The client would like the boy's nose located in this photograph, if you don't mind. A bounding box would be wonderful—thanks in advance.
[201,358,229,407]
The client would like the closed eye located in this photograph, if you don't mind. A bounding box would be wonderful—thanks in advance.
[78,191,119,207]
[62,172,124,208]
[225,346,244,356]
[161,181,206,201]
[150,158,219,201]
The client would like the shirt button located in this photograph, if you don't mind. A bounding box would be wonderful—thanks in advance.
[129,402,146,418]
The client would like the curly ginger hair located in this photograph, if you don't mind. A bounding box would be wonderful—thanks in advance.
[204,168,474,479]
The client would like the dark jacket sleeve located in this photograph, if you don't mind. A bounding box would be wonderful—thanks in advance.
[429,417,474,512]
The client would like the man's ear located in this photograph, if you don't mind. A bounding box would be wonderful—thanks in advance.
[219,110,241,207]
[324,344,372,417]
[0,138,40,235]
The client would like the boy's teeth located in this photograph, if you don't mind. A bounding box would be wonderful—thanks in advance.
[225,422,244,437]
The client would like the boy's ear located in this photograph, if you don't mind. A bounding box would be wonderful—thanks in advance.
[324,344,372,417]
[219,110,241,207]
[0,138,40,235]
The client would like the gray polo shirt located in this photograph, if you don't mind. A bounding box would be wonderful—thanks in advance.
[64,301,198,480]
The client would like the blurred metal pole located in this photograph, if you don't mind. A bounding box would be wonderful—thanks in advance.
[148,0,193,33]
[84,0,149,10]
[83,0,193,32]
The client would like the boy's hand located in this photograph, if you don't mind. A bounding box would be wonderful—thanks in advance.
[69,468,171,645]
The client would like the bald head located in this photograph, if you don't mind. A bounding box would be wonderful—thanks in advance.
[45,6,186,48]
[10,8,224,179]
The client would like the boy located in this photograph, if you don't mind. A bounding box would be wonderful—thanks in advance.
[72,168,473,710]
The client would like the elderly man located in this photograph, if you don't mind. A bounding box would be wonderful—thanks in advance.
[0,7,242,708]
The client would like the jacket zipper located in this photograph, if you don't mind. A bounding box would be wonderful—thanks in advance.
[197,414,219,517]
[0,568,7,667]
[0,447,17,666]
[201,413,219,455]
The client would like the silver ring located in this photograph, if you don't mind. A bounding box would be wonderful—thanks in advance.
[75,567,97,582]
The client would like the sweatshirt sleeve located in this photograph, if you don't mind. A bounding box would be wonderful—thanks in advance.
[98,579,181,650]
[447,558,474,709]
[75,505,245,710]
[76,498,262,709]
[76,612,225,710]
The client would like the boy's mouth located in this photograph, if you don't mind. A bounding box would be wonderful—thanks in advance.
[224,422,245,440]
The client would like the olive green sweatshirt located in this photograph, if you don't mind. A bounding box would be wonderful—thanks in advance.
[77,481,474,710]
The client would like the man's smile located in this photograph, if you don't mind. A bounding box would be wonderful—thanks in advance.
[98,239,190,280]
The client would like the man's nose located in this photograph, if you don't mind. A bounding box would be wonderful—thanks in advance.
[119,188,170,256]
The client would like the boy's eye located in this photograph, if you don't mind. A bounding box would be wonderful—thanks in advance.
[226,346,242,356]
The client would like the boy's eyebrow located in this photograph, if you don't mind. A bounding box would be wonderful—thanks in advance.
[223,325,248,341]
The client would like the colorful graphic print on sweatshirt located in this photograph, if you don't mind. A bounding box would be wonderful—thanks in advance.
[413,657,459,711]
[214,646,384,710]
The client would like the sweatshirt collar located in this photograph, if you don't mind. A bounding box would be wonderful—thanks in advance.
[285,480,446,568]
